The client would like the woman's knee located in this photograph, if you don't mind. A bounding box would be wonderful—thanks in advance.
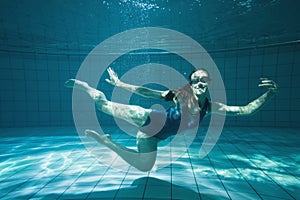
[137,161,155,172]
[136,151,157,172]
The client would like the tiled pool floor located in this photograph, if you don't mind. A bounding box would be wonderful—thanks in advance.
[0,127,299,199]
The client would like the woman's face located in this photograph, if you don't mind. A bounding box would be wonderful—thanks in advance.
[190,70,210,96]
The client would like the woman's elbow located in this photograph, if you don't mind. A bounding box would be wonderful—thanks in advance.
[238,106,258,116]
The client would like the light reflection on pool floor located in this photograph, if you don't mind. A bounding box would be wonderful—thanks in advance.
[0,127,299,199]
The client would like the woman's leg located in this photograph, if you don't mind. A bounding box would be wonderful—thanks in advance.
[65,79,150,127]
[85,130,159,172]
[65,79,159,171]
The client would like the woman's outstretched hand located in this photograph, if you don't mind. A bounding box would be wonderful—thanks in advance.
[258,78,279,93]
[105,67,120,86]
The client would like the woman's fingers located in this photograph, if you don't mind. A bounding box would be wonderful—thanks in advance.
[259,83,275,88]
[259,78,275,85]
[106,67,120,86]
[258,78,278,91]
[107,67,118,78]
[107,67,113,76]
[261,79,275,84]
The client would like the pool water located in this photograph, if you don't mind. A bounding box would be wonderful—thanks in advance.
[0,127,299,199]
[0,1,299,200]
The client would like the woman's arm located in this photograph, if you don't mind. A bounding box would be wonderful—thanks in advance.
[105,67,170,100]
[210,78,279,116]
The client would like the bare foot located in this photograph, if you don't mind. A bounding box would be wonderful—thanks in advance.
[64,79,89,89]
[85,129,111,144]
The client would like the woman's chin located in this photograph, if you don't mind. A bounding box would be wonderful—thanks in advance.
[194,91,203,96]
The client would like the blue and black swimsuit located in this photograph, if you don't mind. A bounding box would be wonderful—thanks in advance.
[140,91,210,140]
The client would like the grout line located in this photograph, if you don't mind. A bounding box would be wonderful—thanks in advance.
[216,143,263,199]
[235,127,300,181]
[204,150,232,199]
[84,160,115,200]
[186,148,202,200]
[141,172,150,200]
[251,127,300,164]
[55,159,97,200]
[222,128,297,200]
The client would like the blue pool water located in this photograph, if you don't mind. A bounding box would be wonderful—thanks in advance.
[0,0,300,199]
[0,127,299,199]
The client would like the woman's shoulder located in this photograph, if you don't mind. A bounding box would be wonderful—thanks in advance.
[162,90,176,101]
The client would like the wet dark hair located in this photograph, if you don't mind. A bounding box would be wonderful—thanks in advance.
[188,68,210,84]
[169,68,210,113]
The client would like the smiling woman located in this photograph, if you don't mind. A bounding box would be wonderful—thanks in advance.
[0,0,299,199]
[65,67,278,172]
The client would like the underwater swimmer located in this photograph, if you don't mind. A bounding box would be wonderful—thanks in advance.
[65,67,278,172]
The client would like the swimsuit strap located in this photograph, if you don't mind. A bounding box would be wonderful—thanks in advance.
[199,98,209,120]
